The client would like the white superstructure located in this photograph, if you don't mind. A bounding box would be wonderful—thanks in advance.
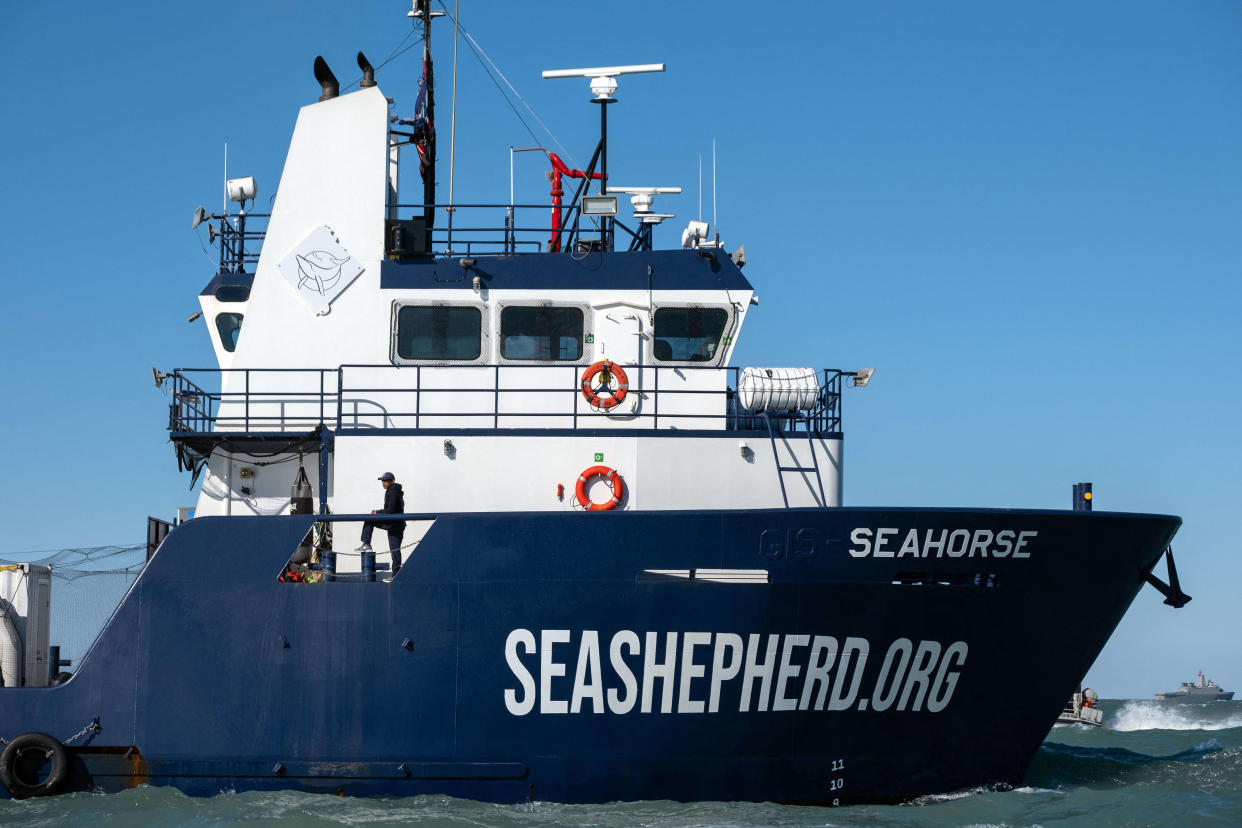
[173,58,860,573]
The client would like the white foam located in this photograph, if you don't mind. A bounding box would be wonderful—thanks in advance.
[1109,700,1242,732]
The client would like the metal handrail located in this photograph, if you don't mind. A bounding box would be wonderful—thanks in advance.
[207,202,676,270]
[166,365,846,437]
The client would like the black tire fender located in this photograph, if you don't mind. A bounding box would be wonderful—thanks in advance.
[0,732,70,798]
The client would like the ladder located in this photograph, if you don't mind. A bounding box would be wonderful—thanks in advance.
[760,411,827,508]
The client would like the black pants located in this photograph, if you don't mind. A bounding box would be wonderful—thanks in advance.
[361,521,403,573]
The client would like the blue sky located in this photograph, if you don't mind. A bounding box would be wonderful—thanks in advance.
[1,1,1239,698]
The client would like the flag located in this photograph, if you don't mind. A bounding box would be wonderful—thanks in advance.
[413,56,435,179]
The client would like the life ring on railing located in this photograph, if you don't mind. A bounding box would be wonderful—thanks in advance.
[580,360,629,409]
[0,732,70,799]
[575,465,625,511]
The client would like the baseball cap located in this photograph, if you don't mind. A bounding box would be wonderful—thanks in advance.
[378,472,395,482]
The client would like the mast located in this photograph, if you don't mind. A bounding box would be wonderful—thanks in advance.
[418,1,437,229]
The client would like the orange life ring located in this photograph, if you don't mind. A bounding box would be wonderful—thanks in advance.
[580,360,629,409]
[575,465,624,511]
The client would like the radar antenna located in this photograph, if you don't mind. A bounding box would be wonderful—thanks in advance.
[607,186,681,251]
[543,64,665,248]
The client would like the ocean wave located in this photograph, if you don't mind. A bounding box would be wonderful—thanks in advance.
[1027,739,1241,794]
[1109,700,1242,732]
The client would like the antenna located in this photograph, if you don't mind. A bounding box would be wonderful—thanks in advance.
[447,0,460,248]
[712,138,717,241]
[698,154,702,221]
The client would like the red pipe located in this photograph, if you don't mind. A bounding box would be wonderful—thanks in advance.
[547,153,603,253]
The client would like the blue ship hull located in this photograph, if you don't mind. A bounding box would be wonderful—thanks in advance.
[0,507,1178,803]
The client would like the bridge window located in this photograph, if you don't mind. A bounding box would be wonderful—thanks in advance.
[214,285,251,302]
[395,306,482,361]
[653,307,728,362]
[215,313,244,353]
[500,306,583,361]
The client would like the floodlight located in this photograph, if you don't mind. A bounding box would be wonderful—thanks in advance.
[192,206,210,230]
[582,195,619,216]
[681,220,710,248]
[852,368,875,387]
[227,176,257,204]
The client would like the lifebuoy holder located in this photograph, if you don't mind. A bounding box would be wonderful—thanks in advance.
[580,360,629,409]
[576,465,624,511]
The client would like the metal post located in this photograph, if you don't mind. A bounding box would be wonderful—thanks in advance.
[600,100,608,248]
[335,367,344,431]
[422,1,437,232]
[318,433,335,579]
[318,435,332,516]
[237,210,247,273]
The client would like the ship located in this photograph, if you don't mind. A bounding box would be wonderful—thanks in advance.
[1155,672,1234,702]
[0,2,1191,804]
[1055,687,1103,727]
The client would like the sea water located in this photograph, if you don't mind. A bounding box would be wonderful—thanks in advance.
[1,700,1238,827]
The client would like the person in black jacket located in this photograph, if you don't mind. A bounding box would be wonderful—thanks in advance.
[357,472,405,574]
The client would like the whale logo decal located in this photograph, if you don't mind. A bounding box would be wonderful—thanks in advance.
[295,250,351,295]
[277,225,366,312]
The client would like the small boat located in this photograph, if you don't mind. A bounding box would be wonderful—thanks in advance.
[1056,687,1103,726]
[1155,671,1234,702]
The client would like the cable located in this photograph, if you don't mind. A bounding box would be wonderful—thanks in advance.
[193,225,216,268]
[434,0,578,168]
[331,538,421,557]
[342,26,425,91]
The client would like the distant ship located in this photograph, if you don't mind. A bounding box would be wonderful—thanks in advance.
[1056,687,1103,726]
[1155,671,1234,701]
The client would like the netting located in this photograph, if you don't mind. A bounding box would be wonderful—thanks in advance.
[0,544,146,672]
